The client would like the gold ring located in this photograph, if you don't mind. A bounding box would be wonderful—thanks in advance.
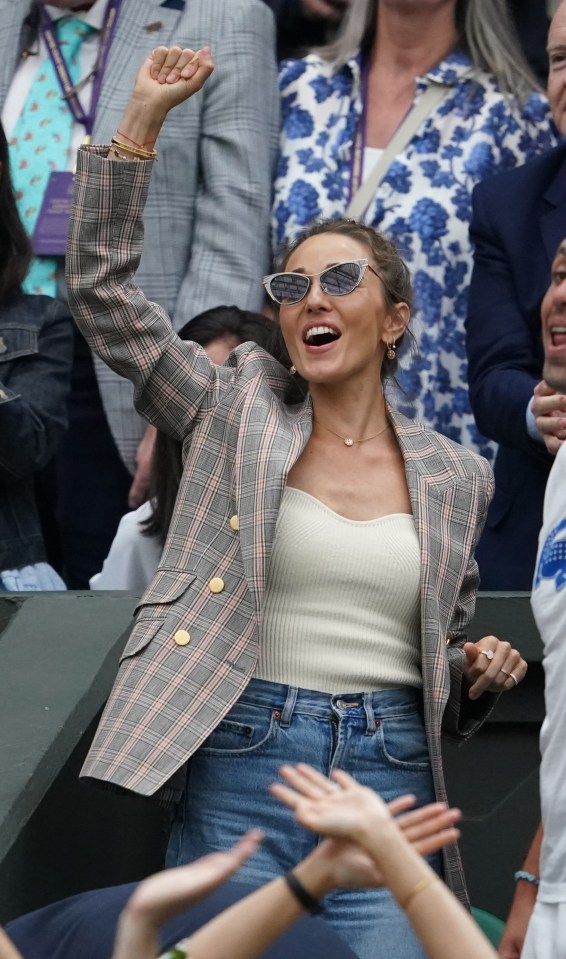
[480,649,495,661]
[499,668,511,677]
[509,672,519,686]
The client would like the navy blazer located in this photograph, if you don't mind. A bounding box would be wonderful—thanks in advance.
[466,143,566,590]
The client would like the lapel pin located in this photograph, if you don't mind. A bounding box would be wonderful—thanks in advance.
[144,21,163,32]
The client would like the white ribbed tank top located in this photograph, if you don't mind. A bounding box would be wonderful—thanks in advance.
[255,487,422,694]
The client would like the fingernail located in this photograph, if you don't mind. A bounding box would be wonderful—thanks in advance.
[181,64,197,78]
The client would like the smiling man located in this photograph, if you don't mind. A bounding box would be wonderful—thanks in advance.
[466,0,566,592]
[498,244,566,958]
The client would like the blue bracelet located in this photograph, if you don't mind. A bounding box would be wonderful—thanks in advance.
[514,870,539,886]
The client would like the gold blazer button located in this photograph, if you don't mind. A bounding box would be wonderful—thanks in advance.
[174,629,191,646]
[229,515,239,531]
[209,577,225,593]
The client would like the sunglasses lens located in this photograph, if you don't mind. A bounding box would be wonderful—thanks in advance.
[269,273,310,304]
[322,261,363,296]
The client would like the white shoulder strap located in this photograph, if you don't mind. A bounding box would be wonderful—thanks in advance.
[346,82,451,222]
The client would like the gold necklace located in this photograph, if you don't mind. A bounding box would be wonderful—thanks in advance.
[315,419,390,447]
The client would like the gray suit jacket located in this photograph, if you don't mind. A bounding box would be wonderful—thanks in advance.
[68,150,495,904]
[0,0,279,470]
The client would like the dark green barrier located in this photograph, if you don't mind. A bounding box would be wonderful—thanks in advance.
[0,592,543,923]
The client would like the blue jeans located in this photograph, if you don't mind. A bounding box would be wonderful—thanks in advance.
[166,680,439,959]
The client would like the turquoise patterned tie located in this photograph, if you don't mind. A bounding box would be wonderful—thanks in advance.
[9,16,94,296]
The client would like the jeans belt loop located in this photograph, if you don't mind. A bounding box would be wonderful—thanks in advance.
[280,685,299,728]
[363,691,376,734]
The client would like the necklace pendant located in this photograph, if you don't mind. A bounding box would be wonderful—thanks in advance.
[344,438,354,447]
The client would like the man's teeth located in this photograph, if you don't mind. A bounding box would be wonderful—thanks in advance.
[305,326,339,342]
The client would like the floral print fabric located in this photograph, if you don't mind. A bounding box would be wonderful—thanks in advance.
[272,50,556,460]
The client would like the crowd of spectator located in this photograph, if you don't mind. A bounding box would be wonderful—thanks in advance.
[0,0,559,595]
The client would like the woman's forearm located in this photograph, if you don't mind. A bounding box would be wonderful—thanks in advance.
[359,826,497,959]
[182,849,335,959]
[0,929,23,959]
[108,94,166,161]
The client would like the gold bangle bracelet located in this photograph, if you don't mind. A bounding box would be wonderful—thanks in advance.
[109,146,141,162]
[398,875,440,912]
[111,137,157,160]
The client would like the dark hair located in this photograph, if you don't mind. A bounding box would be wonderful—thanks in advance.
[143,306,286,545]
[0,122,33,298]
[276,216,415,377]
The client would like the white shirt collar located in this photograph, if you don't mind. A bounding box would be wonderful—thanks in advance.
[44,1,108,31]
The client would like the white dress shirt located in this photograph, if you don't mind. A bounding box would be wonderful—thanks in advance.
[2,1,106,167]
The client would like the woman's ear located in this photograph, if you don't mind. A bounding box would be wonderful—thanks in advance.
[383,301,410,344]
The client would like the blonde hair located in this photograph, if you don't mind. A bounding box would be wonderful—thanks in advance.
[318,0,543,101]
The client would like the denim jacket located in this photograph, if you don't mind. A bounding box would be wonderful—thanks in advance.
[0,295,73,569]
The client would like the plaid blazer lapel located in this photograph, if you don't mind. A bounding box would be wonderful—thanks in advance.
[389,408,482,712]
[235,393,313,615]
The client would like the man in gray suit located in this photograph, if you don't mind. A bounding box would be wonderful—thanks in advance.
[0,0,279,586]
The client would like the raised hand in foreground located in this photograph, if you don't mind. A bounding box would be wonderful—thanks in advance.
[271,764,498,959]
[112,831,262,959]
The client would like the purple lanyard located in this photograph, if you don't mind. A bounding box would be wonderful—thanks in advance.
[38,0,122,139]
[348,54,370,203]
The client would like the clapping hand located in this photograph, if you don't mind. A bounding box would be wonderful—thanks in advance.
[112,831,262,959]
[270,764,460,888]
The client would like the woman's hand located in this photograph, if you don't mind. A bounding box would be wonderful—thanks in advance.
[132,45,215,117]
[113,46,214,154]
[463,636,527,700]
[126,830,262,926]
[112,831,262,959]
[270,764,460,886]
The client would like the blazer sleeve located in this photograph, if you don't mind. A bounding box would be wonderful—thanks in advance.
[442,460,499,739]
[66,149,241,442]
[0,299,73,479]
[466,179,550,461]
[172,0,279,320]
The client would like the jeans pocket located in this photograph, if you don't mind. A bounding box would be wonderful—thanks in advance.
[200,703,276,756]
[378,708,430,770]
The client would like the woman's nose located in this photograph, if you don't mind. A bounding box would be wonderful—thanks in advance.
[305,278,329,309]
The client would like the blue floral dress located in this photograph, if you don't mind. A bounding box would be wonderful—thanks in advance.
[272,50,556,460]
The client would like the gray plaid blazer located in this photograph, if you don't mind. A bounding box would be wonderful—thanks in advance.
[68,151,494,904]
[0,0,279,471]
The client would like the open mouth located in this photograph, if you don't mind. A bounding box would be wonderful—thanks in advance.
[550,325,566,347]
[303,325,341,347]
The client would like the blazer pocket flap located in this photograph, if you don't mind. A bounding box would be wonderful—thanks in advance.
[134,568,197,615]
[120,617,163,662]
